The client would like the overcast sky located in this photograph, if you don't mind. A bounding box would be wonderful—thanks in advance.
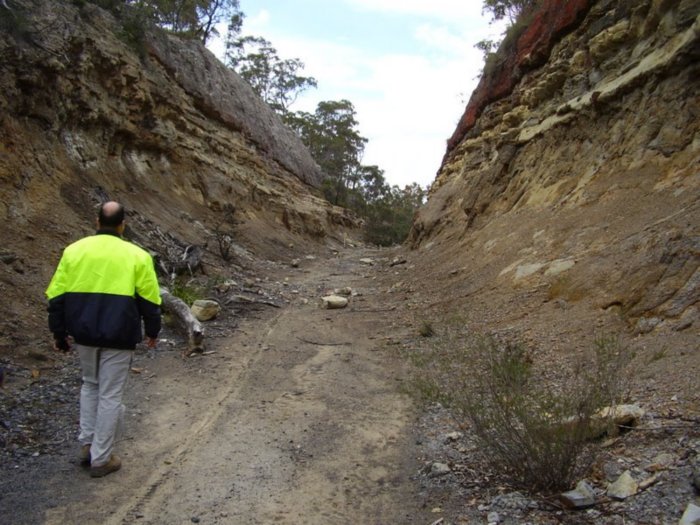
[208,0,506,188]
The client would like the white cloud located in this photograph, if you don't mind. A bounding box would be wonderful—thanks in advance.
[414,24,470,54]
[246,8,270,28]
[344,0,484,24]
[285,41,483,187]
[207,3,504,187]
[352,52,483,187]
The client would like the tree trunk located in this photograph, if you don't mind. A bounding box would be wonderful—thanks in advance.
[160,288,204,357]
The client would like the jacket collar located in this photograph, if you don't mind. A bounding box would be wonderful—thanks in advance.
[96,228,122,238]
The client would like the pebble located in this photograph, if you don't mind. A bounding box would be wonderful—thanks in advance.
[490,491,531,512]
[692,464,700,492]
[191,299,220,321]
[560,480,596,509]
[680,503,700,525]
[321,295,348,309]
[645,452,674,472]
[444,431,463,442]
[607,471,638,500]
[429,462,451,477]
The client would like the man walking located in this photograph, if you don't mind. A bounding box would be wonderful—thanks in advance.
[46,201,161,477]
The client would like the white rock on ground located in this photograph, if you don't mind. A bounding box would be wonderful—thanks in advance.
[560,480,596,509]
[429,462,451,478]
[321,295,348,309]
[679,503,700,525]
[607,470,638,500]
[191,299,221,321]
[591,404,645,436]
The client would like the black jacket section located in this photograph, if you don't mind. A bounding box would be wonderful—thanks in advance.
[48,292,161,350]
[47,294,67,340]
[137,294,162,339]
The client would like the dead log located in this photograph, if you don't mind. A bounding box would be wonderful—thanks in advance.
[160,287,204,357]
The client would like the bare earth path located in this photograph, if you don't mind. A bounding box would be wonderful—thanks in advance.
[14,248,430,524]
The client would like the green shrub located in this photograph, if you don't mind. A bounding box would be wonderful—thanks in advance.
[170,279,201,306]
[408,329,630,491]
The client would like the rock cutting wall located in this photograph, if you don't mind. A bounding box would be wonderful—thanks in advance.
[0,0,357,349]
[0,0,355,246]
[411,0,699,332]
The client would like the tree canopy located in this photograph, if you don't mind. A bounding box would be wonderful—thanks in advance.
[482,0,538,23]
[83,0,243,44]
[224,35,317,115]
[285,100,426,245]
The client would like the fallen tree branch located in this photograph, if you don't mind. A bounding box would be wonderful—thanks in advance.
[160,287,204,357]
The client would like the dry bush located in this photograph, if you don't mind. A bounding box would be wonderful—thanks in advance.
[409,329,630,492]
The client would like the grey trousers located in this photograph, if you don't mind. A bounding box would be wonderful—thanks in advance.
[77,345,132,467]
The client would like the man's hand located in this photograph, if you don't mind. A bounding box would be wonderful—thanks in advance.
[53,337,71,352]
[145,337,158,349]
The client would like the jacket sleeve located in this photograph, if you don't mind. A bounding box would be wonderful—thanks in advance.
[46,253,68,339]
[135,252,162,338]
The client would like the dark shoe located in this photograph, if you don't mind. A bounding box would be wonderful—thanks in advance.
[90,455,121,478]
[80,444,91,467]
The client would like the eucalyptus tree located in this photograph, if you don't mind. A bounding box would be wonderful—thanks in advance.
[285,100,367,207]
[482,0,538,23]
[224,35,317,115]
[83,0,243,44]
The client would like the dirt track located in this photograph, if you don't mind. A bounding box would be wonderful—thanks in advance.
[13,249,431,525]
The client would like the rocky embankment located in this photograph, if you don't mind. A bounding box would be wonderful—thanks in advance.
[403,0,699,522]
[411,0,698,362]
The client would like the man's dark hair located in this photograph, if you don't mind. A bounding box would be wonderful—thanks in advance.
[98,202,125,228]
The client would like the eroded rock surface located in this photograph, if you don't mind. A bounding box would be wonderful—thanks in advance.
[411,0,699,352]
[0,0,358,356]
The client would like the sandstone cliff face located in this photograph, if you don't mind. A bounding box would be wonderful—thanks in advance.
[412,0,699,331]
[0,0,356,350]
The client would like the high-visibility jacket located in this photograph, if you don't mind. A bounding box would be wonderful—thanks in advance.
[46,231,162,350]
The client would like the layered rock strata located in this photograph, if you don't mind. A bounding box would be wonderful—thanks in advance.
[0,1,355,248]
[412,0,699,331]
[0,0,356,348]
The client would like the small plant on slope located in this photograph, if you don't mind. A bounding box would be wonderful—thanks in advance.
[409,329,630,491]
